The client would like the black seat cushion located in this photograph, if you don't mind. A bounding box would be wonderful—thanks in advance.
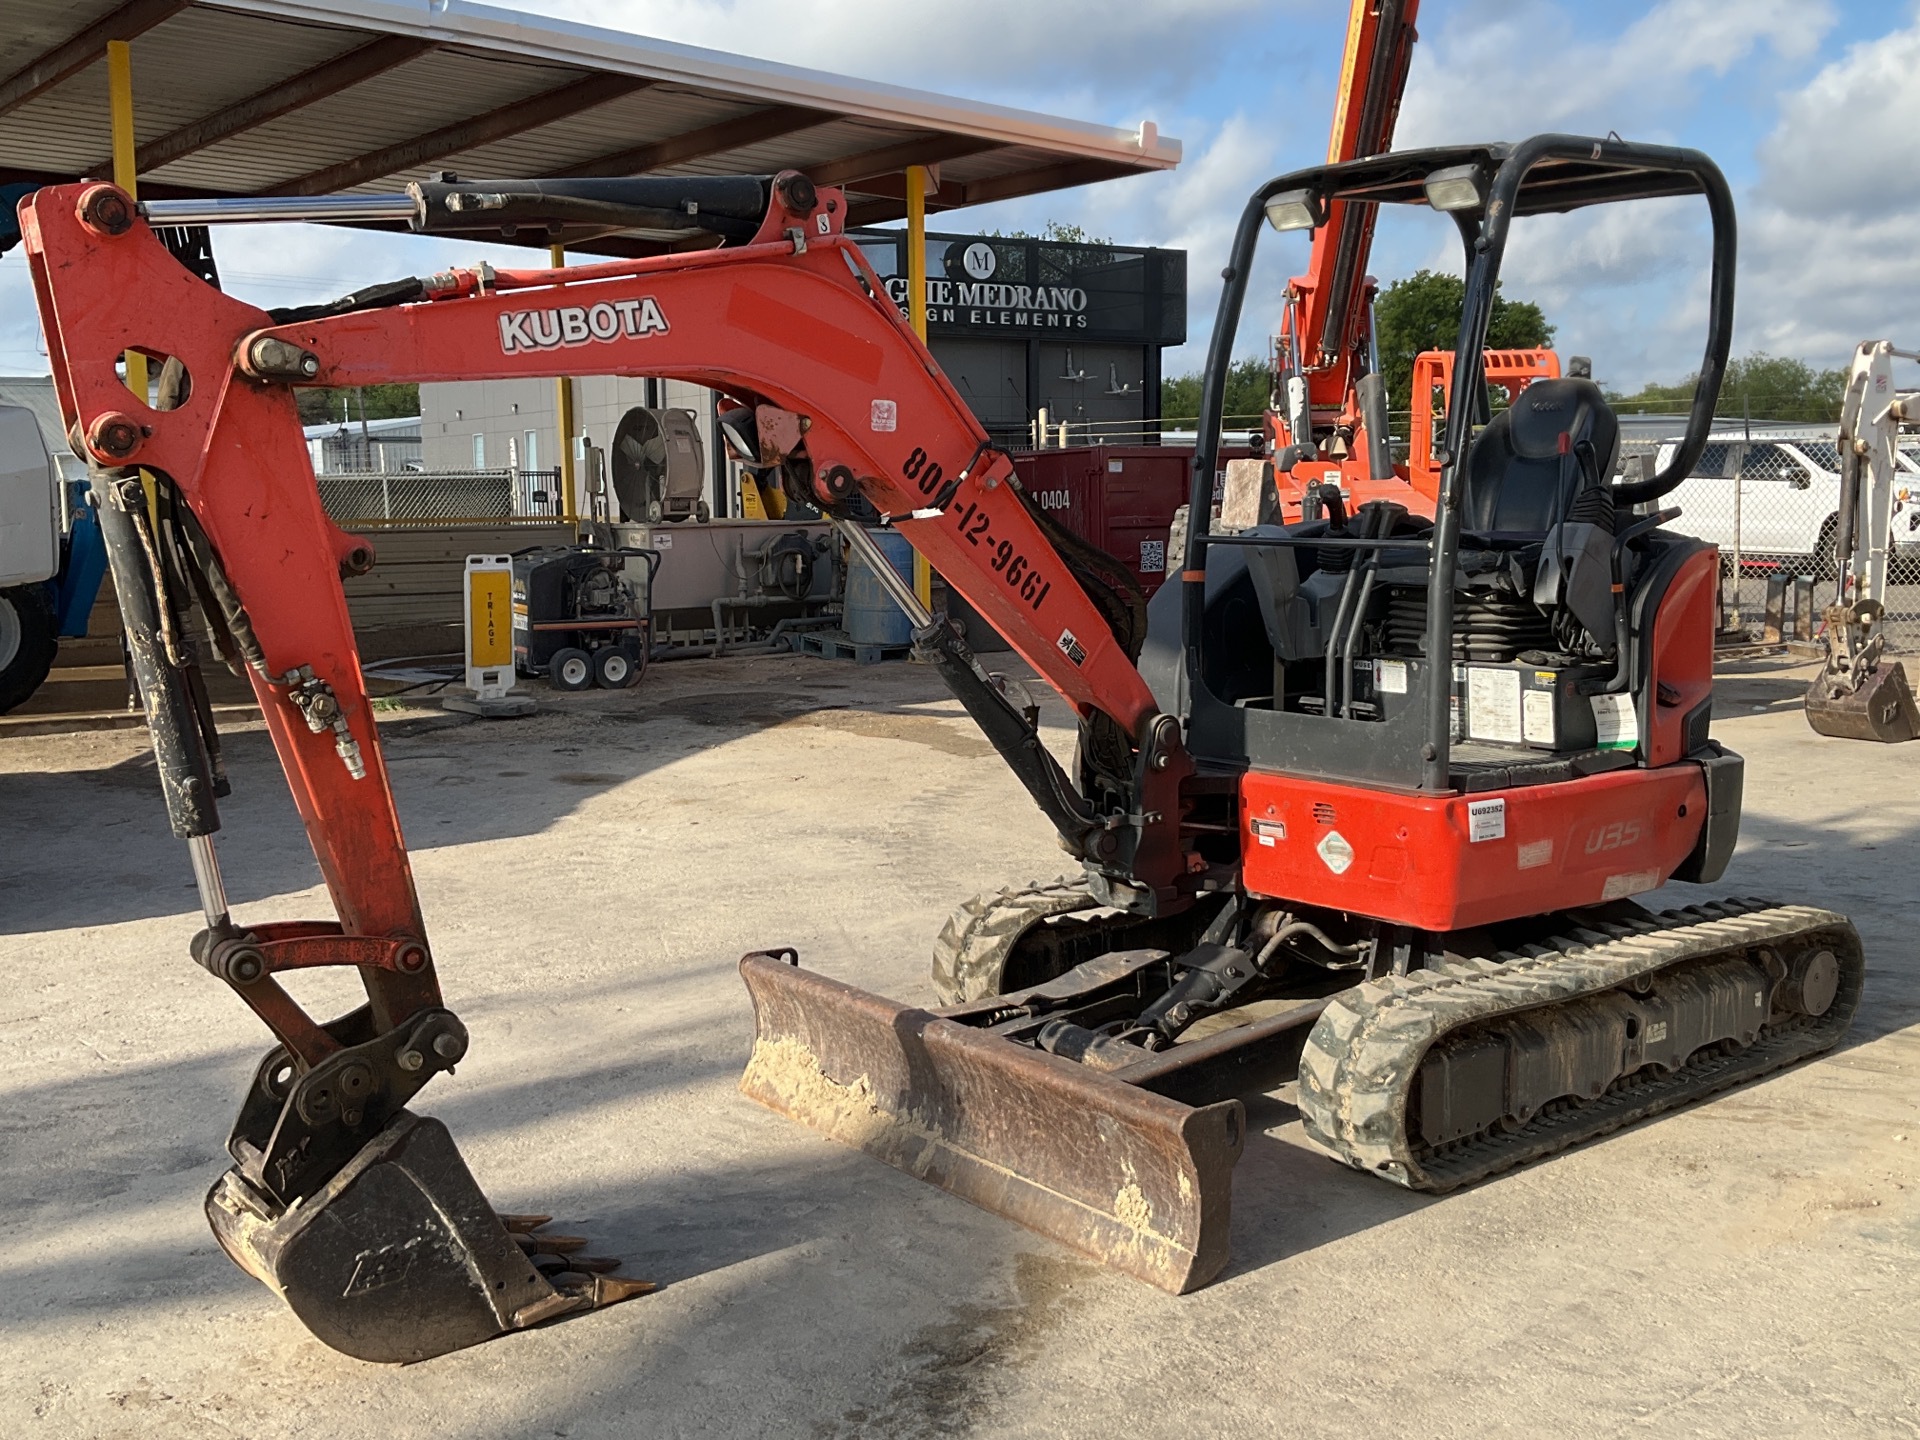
[1461,378,1621,534]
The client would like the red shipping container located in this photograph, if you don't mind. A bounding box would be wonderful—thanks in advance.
[1012,444,1250,596]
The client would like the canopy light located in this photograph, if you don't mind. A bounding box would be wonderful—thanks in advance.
[1423,164,1486,213]
[1264,189,1326,233]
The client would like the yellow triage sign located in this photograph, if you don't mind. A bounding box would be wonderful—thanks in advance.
[463,555,516,697]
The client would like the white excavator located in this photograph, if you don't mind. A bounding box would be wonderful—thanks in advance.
[1806,340,1920,741]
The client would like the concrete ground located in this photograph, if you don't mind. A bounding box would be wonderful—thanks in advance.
[1,651,1916,1439]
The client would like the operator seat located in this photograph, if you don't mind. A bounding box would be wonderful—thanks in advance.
[1460,377,1620,535]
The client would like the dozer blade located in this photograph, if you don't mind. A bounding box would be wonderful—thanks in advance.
[206,1111,648,1363]
[738,952,1245,1294]
[1806,660,1920,742]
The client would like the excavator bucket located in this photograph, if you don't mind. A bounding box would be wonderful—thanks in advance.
[738,952,1245,1294]
[206,1112,651,1363]
[1806,660,1920,743]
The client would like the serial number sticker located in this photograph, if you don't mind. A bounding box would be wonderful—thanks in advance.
[1375,658,1408,695]
[1646,1020,1669,1044]
[1468,797,1506,843]
[1517,838,1554,869]
[870,399,898,432]
[1251,817,1286,847]
[1140,539,1166,574]
[1057,629,1087,665]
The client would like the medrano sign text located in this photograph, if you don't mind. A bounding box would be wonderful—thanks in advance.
[885,278,1091,329]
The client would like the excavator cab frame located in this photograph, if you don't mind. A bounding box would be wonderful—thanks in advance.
[1184,136,1736,793]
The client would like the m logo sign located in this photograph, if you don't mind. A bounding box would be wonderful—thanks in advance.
[961,242,996,279]
[498,298,669,354]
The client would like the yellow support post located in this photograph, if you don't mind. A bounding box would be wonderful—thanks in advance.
[107,41,145,410]
[550,243,578,529]
[905,165,933,609]
[107,40,159,518]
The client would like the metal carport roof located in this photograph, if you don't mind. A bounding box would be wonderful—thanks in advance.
[0,0,1181,253]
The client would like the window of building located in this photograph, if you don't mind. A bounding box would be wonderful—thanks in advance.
[472,433,485,469]
[523,430,539,472]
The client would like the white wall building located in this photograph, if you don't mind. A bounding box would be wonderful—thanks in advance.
[420,376,723,511]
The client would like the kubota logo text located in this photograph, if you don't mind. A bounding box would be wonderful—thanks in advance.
[499,299,669,354]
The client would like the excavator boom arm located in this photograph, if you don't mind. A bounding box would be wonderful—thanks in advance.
[20,175,1189,1357]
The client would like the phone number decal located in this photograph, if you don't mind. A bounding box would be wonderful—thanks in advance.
[902,445,1053,612]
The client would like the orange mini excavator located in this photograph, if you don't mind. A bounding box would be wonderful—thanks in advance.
[23,136,1860,1362]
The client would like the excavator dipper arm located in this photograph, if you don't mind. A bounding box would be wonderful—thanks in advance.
[22,173,1199,1355]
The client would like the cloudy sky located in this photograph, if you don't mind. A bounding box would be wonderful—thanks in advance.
[0,0,1911,391]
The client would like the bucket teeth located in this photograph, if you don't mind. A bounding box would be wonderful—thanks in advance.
[496,1212,555,1233]
[567,1274,657,1306]
[208,1113,655,1362]
[511,1230,588,1254]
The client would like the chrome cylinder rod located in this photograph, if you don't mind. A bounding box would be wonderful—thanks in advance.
[186,833,231,930]
[829,516,933,629]
[139,194,418,227]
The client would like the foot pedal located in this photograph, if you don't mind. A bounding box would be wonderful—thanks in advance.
[207,1110,647,1362]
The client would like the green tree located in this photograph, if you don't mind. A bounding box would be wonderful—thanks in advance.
[295,383,420,427]
[1160,357,1272,428]
[992,221,1113,245]
[1607,352,1846,424]
[1373,269,1555,410]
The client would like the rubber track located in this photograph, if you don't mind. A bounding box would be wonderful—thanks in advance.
[930,877,1110,1004]
[1296,899,1865,1193]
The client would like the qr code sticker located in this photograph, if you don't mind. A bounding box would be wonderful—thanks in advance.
[1139,539,1166,573]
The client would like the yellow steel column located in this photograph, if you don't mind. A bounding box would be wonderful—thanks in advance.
[905,165,933,609]
[550,242,579,529]
[107,42,146,410]
[107,39,159,519]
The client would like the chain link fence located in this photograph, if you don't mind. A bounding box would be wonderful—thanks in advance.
[316,468,568,526]
[1616,430,1920,654]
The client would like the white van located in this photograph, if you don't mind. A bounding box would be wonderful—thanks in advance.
[1653,433,1920,577]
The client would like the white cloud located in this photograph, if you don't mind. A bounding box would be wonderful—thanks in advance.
[1398,0,1834,146]
[1730,8,1920,372]
[513,0,1280,111]
[1759,8,1920,221]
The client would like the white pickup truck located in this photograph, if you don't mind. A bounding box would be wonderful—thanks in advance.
[1654,432,1920,578]
[0,403,63,710]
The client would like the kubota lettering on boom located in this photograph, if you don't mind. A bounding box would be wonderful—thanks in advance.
[498,296,669,353]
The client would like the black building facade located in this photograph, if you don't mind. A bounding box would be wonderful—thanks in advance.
[852,229,1186,450]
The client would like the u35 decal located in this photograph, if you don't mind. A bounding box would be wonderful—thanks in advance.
[900,445,1053,612]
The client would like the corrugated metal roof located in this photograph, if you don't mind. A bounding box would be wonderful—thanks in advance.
[0,0,1180,253]
[0,375,77,456]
